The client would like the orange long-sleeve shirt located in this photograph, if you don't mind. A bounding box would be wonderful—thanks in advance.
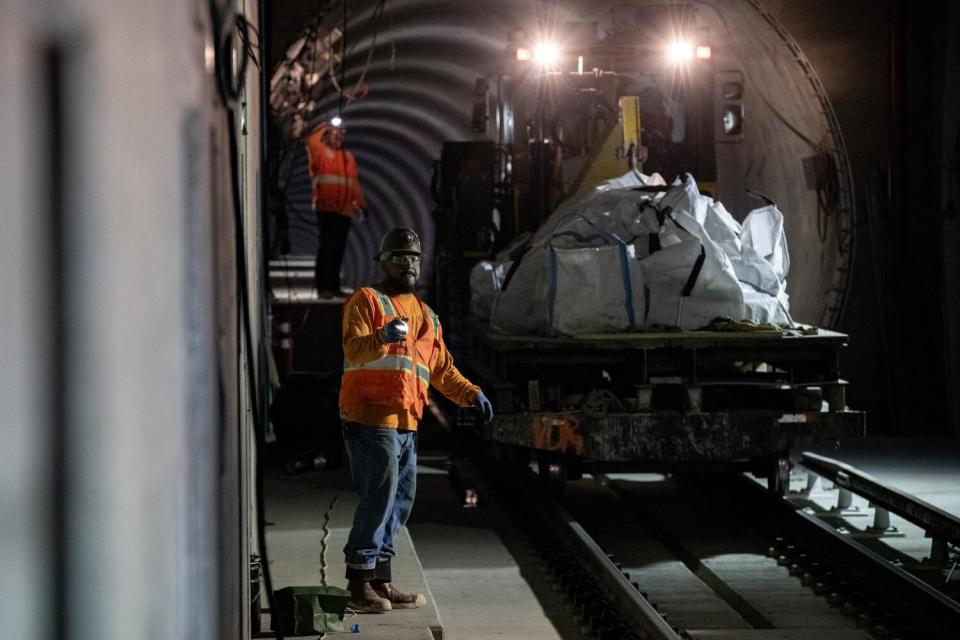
[340,290,480,430]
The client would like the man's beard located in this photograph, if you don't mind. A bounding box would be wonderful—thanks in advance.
[394,279,416,293]
[389,271,417,293]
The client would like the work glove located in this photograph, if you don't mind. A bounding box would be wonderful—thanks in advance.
[380,317,409,343]
[474,390,494,424]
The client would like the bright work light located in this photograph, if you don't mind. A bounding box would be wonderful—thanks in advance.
[331,116,343,127]
[666,40,694,63]
[533,43,560,66]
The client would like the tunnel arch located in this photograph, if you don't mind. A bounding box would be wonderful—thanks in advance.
[275,0,854,326]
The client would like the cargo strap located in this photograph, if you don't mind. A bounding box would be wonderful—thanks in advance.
[656,212,707,299]
[681,246,707,298]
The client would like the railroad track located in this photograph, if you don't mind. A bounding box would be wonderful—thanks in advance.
[463,446,960,640]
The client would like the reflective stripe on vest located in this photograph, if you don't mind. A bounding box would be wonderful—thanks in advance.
[343,353,413,373]
[371,290,397,317]
[425,307,440,339]
[416,362,430,387]
[312,175,358,187]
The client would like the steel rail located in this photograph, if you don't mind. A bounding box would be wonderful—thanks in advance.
[800,451,960,548]
[733,473,960,632]
[489,450,682,640]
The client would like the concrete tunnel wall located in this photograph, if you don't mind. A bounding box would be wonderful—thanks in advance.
[0,0,265,637]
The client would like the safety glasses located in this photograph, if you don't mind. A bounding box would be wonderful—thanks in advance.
[385,253,421,266]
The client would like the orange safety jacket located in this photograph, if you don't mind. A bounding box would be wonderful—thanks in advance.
[339,287,477,427]
[305,131,366,216]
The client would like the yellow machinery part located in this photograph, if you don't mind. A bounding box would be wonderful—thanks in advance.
[620,96,640,152]
[698,181,718,199]
[570,96,641,198]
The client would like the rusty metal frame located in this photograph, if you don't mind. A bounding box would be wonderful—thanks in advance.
[466,324,863,463]
[479,409,864,462]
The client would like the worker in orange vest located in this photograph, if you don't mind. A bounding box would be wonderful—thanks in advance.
[339,228,494,612]
[305,120,366,298]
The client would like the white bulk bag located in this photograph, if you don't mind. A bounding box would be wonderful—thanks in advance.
[640,210,745,329]
[737,205,792,323]
[469,260,510,319]
[478,171,795,335]
[489,249,551,334]
[742,204,790,282]
[549,237,645,335]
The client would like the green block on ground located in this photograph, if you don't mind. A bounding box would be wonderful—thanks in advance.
[273,585,351,635]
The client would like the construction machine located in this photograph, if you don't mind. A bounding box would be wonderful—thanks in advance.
[433,2,863,495]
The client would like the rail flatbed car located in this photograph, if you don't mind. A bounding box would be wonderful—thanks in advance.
[462,321,866,494]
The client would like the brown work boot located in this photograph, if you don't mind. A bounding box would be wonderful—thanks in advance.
[346,580,392,613]
[371,580,427,609]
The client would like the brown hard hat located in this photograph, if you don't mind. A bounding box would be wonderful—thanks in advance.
[375,228,423,260]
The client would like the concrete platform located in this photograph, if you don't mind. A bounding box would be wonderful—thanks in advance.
[262,466,442,639]
[261,453,576,640]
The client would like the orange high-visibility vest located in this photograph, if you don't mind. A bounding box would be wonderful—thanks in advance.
[305,131,365,216]
[339,288,442,421]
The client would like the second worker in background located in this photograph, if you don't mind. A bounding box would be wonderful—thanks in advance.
[305,120,366,298]
[339,227,494,613]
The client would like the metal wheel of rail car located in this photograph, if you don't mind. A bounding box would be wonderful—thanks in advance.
[537,455,568,497]
[761,453,791,498]
[536,453,584,497]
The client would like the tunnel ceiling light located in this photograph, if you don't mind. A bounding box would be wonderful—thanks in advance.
[533,43,560,66]
[516,47,532,62]
[666,40,694,64]
[696,45,712,59]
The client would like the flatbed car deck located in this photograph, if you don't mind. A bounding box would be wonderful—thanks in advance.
[461,323,866,492]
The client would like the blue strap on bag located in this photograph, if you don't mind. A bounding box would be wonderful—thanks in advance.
[546,227,636,332]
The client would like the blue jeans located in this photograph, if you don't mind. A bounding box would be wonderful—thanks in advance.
[342,421,417,581]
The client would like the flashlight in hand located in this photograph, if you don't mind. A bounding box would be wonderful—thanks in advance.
[381,317,409,343]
